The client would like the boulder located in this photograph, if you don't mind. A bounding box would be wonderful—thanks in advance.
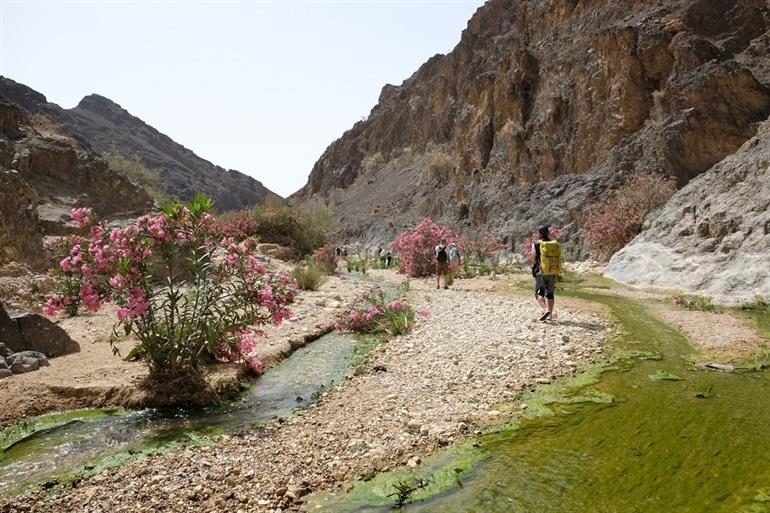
[0,302,79,356]
[8,350,49,367]
[0,368,12,379]
[0,304,24,349]
[10,357,39,374]
[0,355,7,369]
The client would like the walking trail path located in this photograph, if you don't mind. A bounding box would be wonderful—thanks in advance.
[4,270,609,513]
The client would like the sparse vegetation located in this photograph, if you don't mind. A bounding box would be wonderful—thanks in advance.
[103,151,170,204]
[293,261,325,291]
[584,172,676,260]
[425,147,454,183]
[251,203,334,258]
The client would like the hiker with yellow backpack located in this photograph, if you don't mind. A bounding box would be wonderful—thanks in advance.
[530,225,562,321]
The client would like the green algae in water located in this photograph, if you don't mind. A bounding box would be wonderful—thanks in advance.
[311,292,770,513]
[648,370,684,381]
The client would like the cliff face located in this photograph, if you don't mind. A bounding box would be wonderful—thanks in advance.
[0,77,278,211]
[293,0,770,246]
[605,117,770,305]
[0,99,153,268]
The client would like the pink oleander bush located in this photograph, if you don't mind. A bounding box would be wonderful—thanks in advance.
[335,288,414,335]
[390,217,456,278]
[463,233,502,261]
[213,209,261,241]
[523,226,563,259]
[44,194,296,385]
[312,243,338,275]
[583,172,676,260]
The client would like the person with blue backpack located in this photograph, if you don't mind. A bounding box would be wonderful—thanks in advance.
[530,225,562,321]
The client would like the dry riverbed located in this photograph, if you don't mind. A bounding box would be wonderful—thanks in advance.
[2,271,609,513]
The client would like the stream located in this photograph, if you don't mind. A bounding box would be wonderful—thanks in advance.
[308,292,770,513]
[0,329,380,496]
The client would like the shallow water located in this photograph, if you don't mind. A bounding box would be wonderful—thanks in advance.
[0,330,375,495]
[309,294,770,512]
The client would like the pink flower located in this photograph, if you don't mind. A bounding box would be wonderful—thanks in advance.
[418,308,430,318]
[246,357,264,375]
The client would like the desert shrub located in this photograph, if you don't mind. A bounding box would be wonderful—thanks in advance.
[44,195,296,385]
[672,294,715,312]
[335,288,414,335]
[584,172,676,260]
[425,148,454,183]
[361,152,386,174]
[251,203,332,258]
[103,151,170,204]
[390,217,456,277]
[293,262,325,291]
[312,244,338,274]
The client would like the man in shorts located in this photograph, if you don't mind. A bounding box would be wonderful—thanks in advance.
[530,225,557,321]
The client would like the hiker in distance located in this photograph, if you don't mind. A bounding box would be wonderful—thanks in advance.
[530,225,562,321]
[435,238,450,289]
[448,241,461,276]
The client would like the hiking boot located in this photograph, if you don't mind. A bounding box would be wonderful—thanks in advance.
[443,285,448,290]
[539,311,551,322]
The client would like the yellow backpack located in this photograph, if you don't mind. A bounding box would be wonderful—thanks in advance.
[538,240,562,276]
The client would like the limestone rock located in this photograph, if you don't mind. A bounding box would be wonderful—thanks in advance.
[606,117,770,305]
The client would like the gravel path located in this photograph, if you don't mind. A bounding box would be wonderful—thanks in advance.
[2,280,608,513]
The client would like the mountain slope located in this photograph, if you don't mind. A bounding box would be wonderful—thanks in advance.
[292,0,770,247]
[0,98,153,269]
[0,77,278,211]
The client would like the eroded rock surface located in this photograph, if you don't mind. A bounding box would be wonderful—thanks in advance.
[0,98,154,269]
[293,0,770,248]
[606,117,770,305]
[0,302,80,357]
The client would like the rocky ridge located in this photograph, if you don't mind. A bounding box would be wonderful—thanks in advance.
[0,76,278,212]
[293,0,770,249]
[606,116,770,305]
[0,98,153,269]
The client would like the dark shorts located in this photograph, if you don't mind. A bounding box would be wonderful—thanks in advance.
[436,262,449,275]
[535,275,556,299]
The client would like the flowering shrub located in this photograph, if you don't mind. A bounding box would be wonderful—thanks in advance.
[312,244,338,274]
[463,234,501,262]
[213,210,260,241]
[335,288,414,335]
[584,172,676,260]
[523,226,563,259]
[390,217,456,277]
[672,295,714,312]
[44,194,296,384]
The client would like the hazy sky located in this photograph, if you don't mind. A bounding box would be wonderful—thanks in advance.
[0,0,484,196]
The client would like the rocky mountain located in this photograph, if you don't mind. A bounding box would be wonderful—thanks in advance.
[292,0,770,248]
[606,117,770,305]
[0,98,153,269]
[0,77,278,211]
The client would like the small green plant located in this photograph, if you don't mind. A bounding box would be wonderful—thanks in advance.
[389,477,431,508]
[398,278,411,293]
[446,272,454,286]
[478,261,491,276]
[293,262,325,291]
[743,294,769,311]
[672,295,715,312]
